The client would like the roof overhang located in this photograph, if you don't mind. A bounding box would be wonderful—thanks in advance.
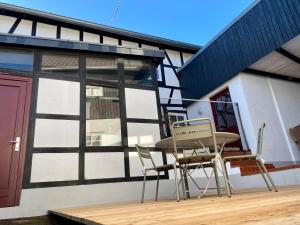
[178,0,300,101]
[0,3,200,52]
[246,34,300,81]
[0,33,165,62]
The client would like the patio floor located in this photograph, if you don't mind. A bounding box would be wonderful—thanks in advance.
[49,186,300,225]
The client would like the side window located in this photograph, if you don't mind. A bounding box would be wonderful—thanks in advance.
[41,53,79,76]
[0,48,33,72]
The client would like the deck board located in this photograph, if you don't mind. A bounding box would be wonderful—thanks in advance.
[49,187,300,225]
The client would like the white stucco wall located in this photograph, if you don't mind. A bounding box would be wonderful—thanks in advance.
[187,73,300,165]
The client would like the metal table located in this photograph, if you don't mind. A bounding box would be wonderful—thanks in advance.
[155,132,240,198]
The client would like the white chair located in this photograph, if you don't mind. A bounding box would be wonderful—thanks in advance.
[135,144,180,203]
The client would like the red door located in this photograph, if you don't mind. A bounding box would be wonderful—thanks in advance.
[0,74,31,207]
[210,88,243,150]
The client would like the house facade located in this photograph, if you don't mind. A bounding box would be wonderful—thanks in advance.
[1,0,300,220]
[179,0,300,165]
[0,3,199,218]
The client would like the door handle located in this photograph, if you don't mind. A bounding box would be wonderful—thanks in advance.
[10,137,21,152]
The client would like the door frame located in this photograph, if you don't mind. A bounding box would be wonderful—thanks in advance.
[0,73,32,207]
[209,87,243,150]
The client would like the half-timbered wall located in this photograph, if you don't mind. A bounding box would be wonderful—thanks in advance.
[0,8,197,190]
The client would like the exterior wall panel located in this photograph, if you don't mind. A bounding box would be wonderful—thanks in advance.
[179,0,300,100]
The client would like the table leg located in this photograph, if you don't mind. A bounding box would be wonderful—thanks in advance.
[183,167,190,198]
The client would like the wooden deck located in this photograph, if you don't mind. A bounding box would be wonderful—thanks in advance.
[49,187,300,225]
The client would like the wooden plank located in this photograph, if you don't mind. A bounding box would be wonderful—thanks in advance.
[49,187,300,225]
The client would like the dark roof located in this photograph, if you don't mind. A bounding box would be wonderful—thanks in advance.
[178,0,300,100]
[0,3,200,52]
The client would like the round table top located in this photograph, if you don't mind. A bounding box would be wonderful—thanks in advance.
[155,132,240,153]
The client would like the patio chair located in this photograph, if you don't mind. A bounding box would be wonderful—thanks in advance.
[289,124,300,150]
[172,118,229,198]
[135,144,180,203]
[222,123,278,195]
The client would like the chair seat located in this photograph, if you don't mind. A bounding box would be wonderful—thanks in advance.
[223,154,256,162]
[178,154,215,165]
[146,164,174,172]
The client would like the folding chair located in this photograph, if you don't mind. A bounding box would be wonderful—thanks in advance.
[222,123,278,195]
[135,144,180,203]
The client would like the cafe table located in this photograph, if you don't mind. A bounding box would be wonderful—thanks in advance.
[155,132,240,198]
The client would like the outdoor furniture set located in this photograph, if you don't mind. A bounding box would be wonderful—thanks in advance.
[136,118,278,203]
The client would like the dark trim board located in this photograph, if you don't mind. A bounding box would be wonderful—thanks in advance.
[276,48,300,64]
[179,0,300,101]
[14,45,171,189]
[244,68,300,84]
[0,34,165,60]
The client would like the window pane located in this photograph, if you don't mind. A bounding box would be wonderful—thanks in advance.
[41,53,79,75]
[124,59,153,86]
[0,48,33,72]
[86,57,118,82]
[86,85,121,146]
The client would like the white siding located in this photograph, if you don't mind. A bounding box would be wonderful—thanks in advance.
[31,153,78,182]
[142,44,159,50]
[37,78,80,115]
[125,88,158,120]
[127,123,161,147]
[182,52,193,63]
[164,67,179,87]
[103,36,119,46]
[0,15,16,33]
[83,32,100,43]
[14,19,32,36]
[122,40,139,48]
[36,22,57,39]
[85,153,125,179]
[34,119,80,147]
[60,27,79,41]
[164,49,182,67]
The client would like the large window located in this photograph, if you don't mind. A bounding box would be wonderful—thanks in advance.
[41,53,79,75]
[86,85,121,146]
[86,57,118,82]
[0,48,33,72]
[124,59,153,86]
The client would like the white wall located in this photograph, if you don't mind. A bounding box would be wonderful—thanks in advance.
[1,168,300,219]
[268,79,300,160]
[187,73,300,165]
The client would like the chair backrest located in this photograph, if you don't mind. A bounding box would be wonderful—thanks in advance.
[256,123,266,156]
[135,144,156,168]
[172,118,217,159]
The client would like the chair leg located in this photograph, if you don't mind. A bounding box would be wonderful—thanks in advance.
[173,163,180,202]
[213,161,221,197]
[257,158,278,192]
[141,171,147,203]
[179,166,187,200]
[223,160,233,195]
[256,160,272,191]
[220,158,231,197]
[155,172,160,201]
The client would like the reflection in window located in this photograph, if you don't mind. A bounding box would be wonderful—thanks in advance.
[212,93,237,131]
[86,57,118,82]
[86,85,121,146]
[41,53,79,75]
[0,48,33,72]
[124,59,153,86]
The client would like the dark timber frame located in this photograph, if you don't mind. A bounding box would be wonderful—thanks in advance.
[0,3,199,189]
[0,42,169,189]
